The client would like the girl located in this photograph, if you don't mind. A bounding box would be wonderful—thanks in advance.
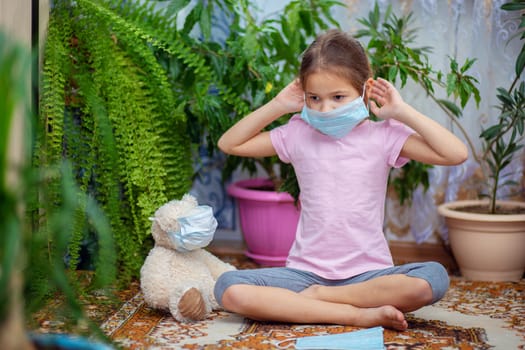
[215,29,467,331]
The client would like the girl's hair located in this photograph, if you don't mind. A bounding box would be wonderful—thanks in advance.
[300,29,371,98]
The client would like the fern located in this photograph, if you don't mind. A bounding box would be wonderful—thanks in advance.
[38,7,70,198]
[81,0,195,212]
[39,0,197,282]
[89,0,251,130]
[69,6,139,278]
[76,30,143,278]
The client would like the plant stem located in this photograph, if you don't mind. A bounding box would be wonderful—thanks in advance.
[490,168,500,214]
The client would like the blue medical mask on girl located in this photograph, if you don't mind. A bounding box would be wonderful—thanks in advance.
[300,84,369,139]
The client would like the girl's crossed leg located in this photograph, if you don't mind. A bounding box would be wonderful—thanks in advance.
[213,262,449,331]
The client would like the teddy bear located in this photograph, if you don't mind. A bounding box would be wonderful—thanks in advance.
[140,194,236,322]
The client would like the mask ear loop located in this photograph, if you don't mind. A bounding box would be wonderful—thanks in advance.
[362,82,371,112]
[303,93,308,110]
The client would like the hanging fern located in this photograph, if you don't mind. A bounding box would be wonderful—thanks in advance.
[38,4,70,198]
[71,9,143,277]
[39,0,194,282]
[85,0,252,133]
[37,1,90,279]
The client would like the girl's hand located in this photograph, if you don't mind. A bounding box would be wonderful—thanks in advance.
[368,78,406,120]
[273,79,304,114]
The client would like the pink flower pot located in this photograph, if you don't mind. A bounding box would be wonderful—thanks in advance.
[227,178,300,266]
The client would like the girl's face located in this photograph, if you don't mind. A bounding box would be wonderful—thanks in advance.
[304,70,360,113]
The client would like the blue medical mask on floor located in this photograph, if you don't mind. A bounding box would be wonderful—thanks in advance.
[167,205,218,252]
[300,84,368,139]
[295,326,384,350]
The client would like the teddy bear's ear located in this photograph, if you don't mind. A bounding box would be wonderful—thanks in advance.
[150,218,178,250]
[151,201,179,232]
[182,193,198,207]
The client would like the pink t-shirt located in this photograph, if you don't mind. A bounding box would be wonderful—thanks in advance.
[270,115,413,279]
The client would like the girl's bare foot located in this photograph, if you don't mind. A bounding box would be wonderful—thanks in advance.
[353,305,407,331]
[301,285,407,330]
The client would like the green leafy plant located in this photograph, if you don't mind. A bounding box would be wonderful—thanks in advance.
[355,4,477,206]
[160,0,345,199]
[478,0,525,213]
[0,30,116,349]
[356,3,481,205]
[39,0,195,282]
[357,1,524,213]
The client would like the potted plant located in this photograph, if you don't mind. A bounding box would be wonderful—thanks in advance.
[226,1,346,266]
[355,4,484,206]
[348,1,525,280]
[38,0,344,267]
[226,177,301,266]
[436,1,525,281]
[357,2,525,281]
[173,0,346,266]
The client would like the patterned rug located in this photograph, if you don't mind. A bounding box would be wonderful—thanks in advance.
[100,256,525,350]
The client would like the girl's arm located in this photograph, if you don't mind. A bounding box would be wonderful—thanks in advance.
[368,78,468,166]
[218,79,304,158]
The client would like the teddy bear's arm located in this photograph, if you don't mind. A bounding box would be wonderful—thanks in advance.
[196,249,236,279]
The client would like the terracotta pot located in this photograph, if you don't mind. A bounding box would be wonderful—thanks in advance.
[227,178,300,266]
[438,200,525,281]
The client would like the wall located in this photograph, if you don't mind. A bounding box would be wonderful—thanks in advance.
[0,1,32,43]
[0,0,32,188]
[1,0,49,180]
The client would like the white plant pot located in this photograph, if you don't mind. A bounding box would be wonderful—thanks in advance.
[438,200,525,281]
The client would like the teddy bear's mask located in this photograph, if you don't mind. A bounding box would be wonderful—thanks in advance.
[152,205,218,252]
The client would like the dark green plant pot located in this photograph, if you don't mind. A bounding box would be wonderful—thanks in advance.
[29,333,114,350]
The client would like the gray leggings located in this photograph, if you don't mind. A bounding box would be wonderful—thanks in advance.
[214,262,449,307]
